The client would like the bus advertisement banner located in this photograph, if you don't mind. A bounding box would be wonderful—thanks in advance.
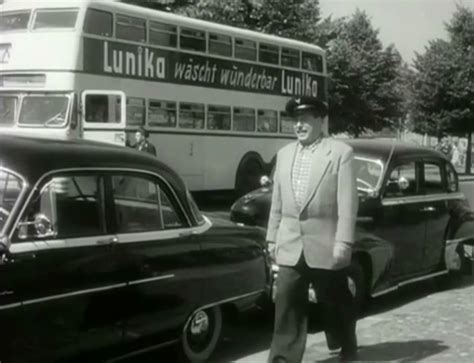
[83,38,327,100]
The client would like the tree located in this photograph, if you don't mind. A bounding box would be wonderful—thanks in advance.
[411,5,474,173]
[319,10,404,137]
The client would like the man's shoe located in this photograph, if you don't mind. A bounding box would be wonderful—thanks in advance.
[338,349,359,362]
[325,331,341,351]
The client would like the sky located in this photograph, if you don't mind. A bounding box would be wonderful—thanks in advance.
[319,0,473,64]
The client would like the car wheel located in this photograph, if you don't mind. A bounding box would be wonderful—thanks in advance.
[347,260,367,313]
[181,306,222,362]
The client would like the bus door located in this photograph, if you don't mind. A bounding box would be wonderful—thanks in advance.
[81,90,126,146]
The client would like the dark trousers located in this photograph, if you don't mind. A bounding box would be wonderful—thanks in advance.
[268,254,357,363]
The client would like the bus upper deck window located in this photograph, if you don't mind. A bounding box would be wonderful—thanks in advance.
[235,38,256,61]
[282,48,300,68]
[257,110,277,133]
[233,107,255,132]
[0,11,31,32]
[207,105,231,130]
[126,98,145,126]
[259,43,279,65]
[179,103,204,129]
[280,111,296,134]
[148,100,176,128]
[302,52,323,72]
[116,14,146,43]
[209,34,232,57]
[33,8,79,30]
[180,28,206,52]
[149,21,177,47]
[84,8,113,37]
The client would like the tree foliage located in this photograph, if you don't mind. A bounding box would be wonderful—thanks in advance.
[319,11,404,136]
[411,4,474,172]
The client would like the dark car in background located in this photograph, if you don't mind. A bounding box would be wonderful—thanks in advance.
[231,139,474,306]
[0,135,270,363]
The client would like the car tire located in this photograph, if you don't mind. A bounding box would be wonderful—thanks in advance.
[347,260,367,313]
[180,306,222,363]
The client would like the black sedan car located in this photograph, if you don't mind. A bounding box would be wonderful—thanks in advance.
[0,135,270,363]
[231,139,474,306]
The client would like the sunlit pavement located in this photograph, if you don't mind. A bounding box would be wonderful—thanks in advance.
[212,276,474,363]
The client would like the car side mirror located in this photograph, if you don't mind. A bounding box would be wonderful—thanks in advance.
[17,213,56,240]
[397,176,410,191]
[260,175,272,187]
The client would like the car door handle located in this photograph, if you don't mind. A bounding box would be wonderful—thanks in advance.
[96,236,119,245]
[420,206,436,212]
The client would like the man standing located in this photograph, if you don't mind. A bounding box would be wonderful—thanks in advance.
[267,96,359,363]
[133,127,157,156]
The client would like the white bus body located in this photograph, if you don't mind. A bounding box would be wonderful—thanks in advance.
[0,0,328,193]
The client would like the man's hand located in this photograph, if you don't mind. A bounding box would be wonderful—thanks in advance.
[267,241,276,261]
[333,241,351,267]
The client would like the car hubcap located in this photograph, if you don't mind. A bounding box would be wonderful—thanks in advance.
[190,310,209,336]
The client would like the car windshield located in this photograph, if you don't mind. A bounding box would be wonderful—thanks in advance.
[0,169,23,233]
[18,96,69,127]
[354,157,383,192]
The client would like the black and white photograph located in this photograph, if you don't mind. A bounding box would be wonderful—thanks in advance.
[0,0,473,362]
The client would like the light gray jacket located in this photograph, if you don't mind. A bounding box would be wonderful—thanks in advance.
[266,138,358,270]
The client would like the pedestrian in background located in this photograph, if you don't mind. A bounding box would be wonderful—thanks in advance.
[133,127,157,156]
[436,134,453,159]
[266,96,359,363]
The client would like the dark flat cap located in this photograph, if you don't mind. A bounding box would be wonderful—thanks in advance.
[285,96,328,117]
[137,126,149,138]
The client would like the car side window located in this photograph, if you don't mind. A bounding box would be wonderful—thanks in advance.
[423,162,444,194]
[384,162,418,198]
[112,174,184,233]
[15,175,105,241]
[445,162,458,192]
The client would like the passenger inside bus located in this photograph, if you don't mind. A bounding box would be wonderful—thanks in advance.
[86,95,108,123]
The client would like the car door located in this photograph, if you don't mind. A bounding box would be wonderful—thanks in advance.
[420,159,451,271]
[378,158,426,279]
[1,173,126,362]
[107,172,203,346]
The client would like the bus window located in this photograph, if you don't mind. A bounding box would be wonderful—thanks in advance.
[281,47,300,68]
[209,34,232,57]
[180,28,206,52]
[127,98,145,126]
[0,11,30,32]
[257,110,277,133]
[148,100,176,127]
[302,52,323,72]
[207,105,231,130]
[259,43,279,64]
[85,94,122,124]
[280,111,296,134]
[179,103,204,129]
[0,95,17,125]
[233,107,255,132]
[33,9,79,30]
[235,38,256,61]
[149,21,177,47]
[116,14,146,43]
[84,8,113,37]
[19,96,69,127]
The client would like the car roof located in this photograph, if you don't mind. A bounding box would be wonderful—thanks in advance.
[0,135,187,193]
[344,138,446,162]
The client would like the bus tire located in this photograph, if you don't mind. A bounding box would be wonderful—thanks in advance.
[235,155,264,197]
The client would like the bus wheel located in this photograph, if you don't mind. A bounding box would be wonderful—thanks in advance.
[180,306,222,362]
[235,157,264,197]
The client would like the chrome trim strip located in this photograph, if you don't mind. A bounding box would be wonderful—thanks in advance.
[128,274,175,286]
[0,302,22,311]
[21,283,127,306]
[9,167,194,240]
[371,270,449,298]
[0,166,29,240]
[382,192,465,206]
[182,289,265,333]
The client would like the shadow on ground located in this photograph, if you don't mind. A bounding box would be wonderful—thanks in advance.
[315,340,449,363]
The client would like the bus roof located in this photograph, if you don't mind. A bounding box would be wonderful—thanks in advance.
[1,0,325,55]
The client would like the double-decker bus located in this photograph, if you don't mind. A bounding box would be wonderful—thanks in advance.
[0,0,328,194]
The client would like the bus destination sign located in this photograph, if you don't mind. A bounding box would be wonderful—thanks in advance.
[83,38,326,100]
